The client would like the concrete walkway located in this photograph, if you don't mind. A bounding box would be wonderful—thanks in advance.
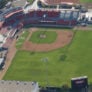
[0,39,17,80]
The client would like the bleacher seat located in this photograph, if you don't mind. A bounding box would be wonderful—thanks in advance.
[47,11,60,17]
[15,14,24,20]
[36,10,45,17]
[25,11,35,18]
[71,20,77,25]
[57,19,70,25]
[62,20,70,25]
[9,19,15,24]
[56,19,64,24]
[4,7,23,19]
[29,11,35,17]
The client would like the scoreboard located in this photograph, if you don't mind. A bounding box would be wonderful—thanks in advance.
[71,76,88,89]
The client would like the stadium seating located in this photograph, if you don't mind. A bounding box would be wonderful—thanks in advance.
[35,10,60,18]
[0,22,4,29]
[63,20,70,25]
[56,19,71,25]
[29,11,35,17]
[47,11,60,17]
[9,19,15,24]
[4,7,23,19]
[3,21,8,27]
[71,20,77,25]
[15,14,24,20]
[0,7,79,29]
[23,19,39,25]
[56,19,64,24]
[36,10,45,17]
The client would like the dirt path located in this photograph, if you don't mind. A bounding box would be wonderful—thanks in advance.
[74,26,92,31]
[0,39,17,80]
[21,29,73,52]
[26,28,38,41]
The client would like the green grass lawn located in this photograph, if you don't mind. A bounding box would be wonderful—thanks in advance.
[3,29,92,87]
[30,29,57,44]
[28,0,34,3]
[80,0,92,3]
[16,30,29,49]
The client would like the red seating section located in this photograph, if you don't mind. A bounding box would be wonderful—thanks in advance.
[71,20,77,25]
[9,19,15,24]
[47,11,60,17]
[57,20,70,25]
[36,10,45,17]
[36,10,60,18]
[26,11,35,17]
[2,9,78,28]
[62,20,70,25]
[57,19,64,24]
[29,11,35,17]
[23,20,39,25]
[15,15,24,20]
[3,19,15,27]
[57,19,77,25]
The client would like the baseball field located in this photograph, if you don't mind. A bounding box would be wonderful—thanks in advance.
[3,28,92,86]
[2,0,92,87]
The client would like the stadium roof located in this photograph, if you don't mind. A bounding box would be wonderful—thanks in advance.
[86,11,92,18]
[40,0,78,5]
[0,34,4,43]
[0,58,4,65]
[86,9,92,17]
[0,34,4,48]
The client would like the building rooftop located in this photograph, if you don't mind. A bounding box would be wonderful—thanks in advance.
[12,0,27,7]
[0,80,39,92]
[39,0,78,5]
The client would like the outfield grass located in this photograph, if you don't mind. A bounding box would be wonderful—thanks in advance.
[30,30,57,44]
[3,29,92,86]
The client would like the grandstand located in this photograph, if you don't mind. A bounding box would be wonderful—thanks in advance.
[0,6,24,55]
[3,7,23,19]
[23,9,79,27]
[0,0,80,29]
[0,9,79,28]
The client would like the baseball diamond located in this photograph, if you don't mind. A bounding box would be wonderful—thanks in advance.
[0,0,92,91]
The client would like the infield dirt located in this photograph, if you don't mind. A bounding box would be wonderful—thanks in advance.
[21,28,73,52]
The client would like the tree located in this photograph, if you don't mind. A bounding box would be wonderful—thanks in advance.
[0,0,10,9]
